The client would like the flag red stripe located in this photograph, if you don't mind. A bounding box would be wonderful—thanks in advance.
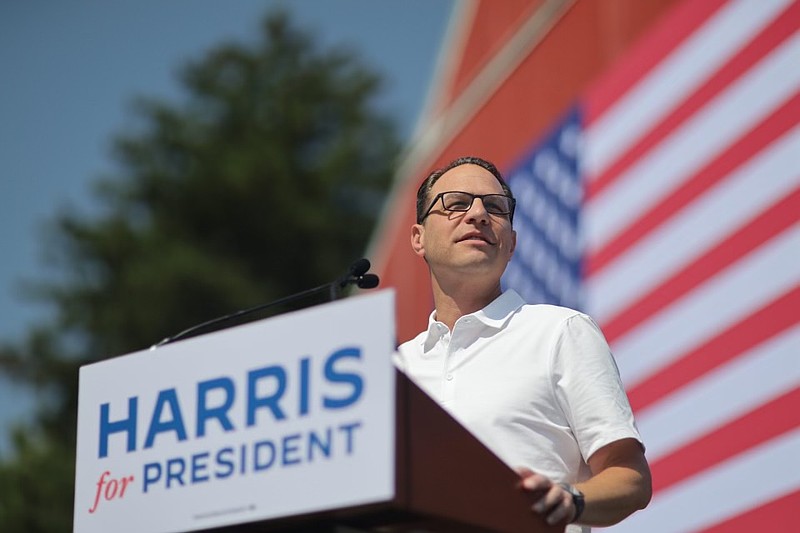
[583,0,727,125]
[600,185,800,345]
[649,386,800,493]
[585,88,800,278]
[627,284,800,412]
[696,488,799,532]
[585,1,799,201]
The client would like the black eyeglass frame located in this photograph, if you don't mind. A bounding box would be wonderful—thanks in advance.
[420,190,516,223]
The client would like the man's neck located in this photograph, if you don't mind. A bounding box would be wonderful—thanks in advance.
[430,274,502,331]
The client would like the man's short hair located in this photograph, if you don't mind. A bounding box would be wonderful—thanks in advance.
[416,156,514,224]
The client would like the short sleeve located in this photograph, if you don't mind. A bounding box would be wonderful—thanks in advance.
[550,313,644,462]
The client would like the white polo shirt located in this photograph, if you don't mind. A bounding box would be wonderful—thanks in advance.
[395,290,642,529]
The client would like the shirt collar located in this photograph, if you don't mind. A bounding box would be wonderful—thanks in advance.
[421,289,526,350]
[472,289,526,328]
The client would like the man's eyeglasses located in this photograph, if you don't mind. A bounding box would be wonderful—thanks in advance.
[421,191,516,222]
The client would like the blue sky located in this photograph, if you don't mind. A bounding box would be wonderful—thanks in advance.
[0,0,453,454]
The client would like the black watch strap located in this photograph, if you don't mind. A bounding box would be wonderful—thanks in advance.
[559,483,585,523]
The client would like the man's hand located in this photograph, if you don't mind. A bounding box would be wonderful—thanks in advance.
[516,439,651,527]
[516,468,578,526]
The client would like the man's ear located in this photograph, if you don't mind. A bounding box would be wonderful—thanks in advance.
[510,229,517,257]
[411,224,425,258]
[504,229,516,265]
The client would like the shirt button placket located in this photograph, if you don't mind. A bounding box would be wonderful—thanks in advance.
[442,334,458,403]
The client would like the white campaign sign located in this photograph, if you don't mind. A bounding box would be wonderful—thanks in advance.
[74,290,396,533]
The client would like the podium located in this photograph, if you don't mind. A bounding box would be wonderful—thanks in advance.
[74,291,564,533]
[219,370,563,533]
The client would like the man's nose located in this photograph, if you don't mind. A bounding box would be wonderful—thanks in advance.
[466,197,490,223]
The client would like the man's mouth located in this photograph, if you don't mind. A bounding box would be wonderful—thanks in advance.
[458,233,493,244]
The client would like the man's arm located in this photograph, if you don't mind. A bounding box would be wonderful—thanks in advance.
[577,438,652,525]
[520,438,651,526]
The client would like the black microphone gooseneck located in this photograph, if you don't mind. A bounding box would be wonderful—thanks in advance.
[151,258,380,349]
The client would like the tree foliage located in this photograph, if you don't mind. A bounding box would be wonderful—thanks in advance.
[0,10,400,531]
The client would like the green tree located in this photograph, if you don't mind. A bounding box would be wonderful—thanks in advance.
[0,10,400,532]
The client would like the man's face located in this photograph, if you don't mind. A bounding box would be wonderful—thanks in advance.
[411,164,516,280]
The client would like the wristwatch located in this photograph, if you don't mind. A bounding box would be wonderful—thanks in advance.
[559,483,585,523]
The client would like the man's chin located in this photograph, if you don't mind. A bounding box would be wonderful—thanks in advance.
[451,255,506,274]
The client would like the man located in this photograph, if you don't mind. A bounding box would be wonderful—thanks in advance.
[394,156,651,532]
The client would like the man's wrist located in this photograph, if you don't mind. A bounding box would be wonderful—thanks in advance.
[559,483,585,523]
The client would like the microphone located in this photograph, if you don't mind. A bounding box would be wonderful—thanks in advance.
[358,273,380,289]
[335,257,370,288]
[348,258,371,278]
[151,258,380,349]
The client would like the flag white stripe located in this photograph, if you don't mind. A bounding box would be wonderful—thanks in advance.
[636,325,800,460]
[606,428,800,532]
[612,223,800,387]
[584,32,800,254]
[584,0,790,178]
[586,125,800,321]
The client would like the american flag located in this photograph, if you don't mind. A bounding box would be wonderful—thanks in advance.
[503,0,799,530]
